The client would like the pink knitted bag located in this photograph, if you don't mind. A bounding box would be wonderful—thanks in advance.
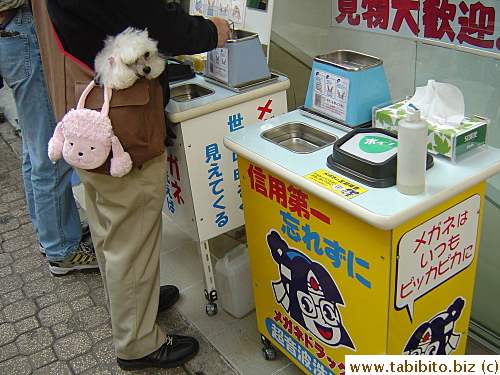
[48,81,132,177]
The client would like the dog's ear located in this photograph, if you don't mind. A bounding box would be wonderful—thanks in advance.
[48,122,65,162]
[96,51,136,90]
[109,135,133,177]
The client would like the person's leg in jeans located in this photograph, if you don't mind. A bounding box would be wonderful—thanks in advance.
[0,5,96,268]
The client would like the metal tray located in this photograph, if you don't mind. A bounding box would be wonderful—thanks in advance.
[204,73,279,93]
[261,122,337,153]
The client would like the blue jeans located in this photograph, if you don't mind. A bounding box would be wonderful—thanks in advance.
[0,5,81,260]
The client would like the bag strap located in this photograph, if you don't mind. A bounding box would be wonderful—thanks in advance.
[77,81,113,116]
[32,0,95,121]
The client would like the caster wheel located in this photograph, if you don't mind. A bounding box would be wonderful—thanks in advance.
[206,302,218,315]
[262,346,276,360]
[261,334,270,346]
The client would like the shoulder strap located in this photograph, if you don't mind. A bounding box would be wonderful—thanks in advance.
[77,81,113,116]
[32,0,94,122]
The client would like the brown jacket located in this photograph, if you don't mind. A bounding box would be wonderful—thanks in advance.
[32,0,166,174]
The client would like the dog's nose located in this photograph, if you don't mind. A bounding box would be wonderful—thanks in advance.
[143,66,151,74]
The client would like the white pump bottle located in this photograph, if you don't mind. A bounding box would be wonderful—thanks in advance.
[396,103,428,195]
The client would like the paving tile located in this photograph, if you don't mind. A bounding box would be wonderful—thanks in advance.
[0,274,23,295]
[0,264,13,278]
[92,338,117,365]
[0,322,16,345]
[36,293,60,309]
[32,360,73,375]
[90,285,107,305]
[69,352,99,373]
[2,289,25,305]
[75,305,110,330]
[56,280,91,301]
[88,322,113,343]
[2,298,37,322]
[0,341,19,362]
[80,366,115,375]
[0,252,13,267]
[14,315,40,335]
[38,302,73,326]
[1,235,32,252]
[51,319,81,339]
[0,354,32,375]
[29,347,57,369]
[10,246,33,260]
[53,331,93,360]
[21,267,46,284]
[15,327,54,355]
[70,296,95,312]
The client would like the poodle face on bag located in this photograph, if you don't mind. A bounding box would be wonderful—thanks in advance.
[94,27,166,90]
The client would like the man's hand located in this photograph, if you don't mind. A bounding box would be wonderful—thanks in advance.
[208,17,230,48]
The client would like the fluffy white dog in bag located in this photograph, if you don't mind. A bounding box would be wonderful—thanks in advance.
[94,27,166,90]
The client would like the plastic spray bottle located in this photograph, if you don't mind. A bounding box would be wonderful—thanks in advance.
[396,103,428,195]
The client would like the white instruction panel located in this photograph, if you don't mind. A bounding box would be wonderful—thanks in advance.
[312,68,350,122]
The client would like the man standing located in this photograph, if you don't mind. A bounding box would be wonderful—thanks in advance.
[0,1,98,275]
[34,0,230,370]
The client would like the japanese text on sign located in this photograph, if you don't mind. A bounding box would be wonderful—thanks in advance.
[205,143,229,227]
[333,0,500,54]
[281,210,372,288]
[247,163,371,288]
[166,155,184,213]
[305,169,368,199]
[268,314,344,375]
[396,194,480,319]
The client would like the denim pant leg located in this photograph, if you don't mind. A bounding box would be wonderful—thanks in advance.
[0,5,81,260]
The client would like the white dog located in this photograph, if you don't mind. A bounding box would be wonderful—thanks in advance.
[94,27,166,90]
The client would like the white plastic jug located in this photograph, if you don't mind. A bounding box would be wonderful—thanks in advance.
[215,244,255,318]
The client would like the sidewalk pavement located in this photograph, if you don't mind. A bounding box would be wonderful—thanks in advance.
[0,119,237,375]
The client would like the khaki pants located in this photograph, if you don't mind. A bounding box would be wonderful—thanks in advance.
[77,153,167,359]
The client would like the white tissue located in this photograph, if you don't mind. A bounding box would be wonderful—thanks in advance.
[408,79,465,127]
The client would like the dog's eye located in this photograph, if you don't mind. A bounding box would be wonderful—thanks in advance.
[144,52,150,58]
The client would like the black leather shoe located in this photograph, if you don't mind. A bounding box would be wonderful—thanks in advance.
[158,285,180,313]
[117,335,199,370]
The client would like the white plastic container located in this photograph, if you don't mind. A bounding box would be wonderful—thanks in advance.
[215,244,255,318]
[397,104,428,195]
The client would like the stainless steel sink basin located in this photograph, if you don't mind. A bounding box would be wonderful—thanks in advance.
[170,83,214,102]
[261,122,337,153]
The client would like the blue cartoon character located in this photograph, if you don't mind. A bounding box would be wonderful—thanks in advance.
[267,230,355,350]
[207,0,215,16]
[195,0,202,13]
[404,297,465,355]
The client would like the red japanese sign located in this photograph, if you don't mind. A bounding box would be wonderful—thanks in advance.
[333,0,499,53]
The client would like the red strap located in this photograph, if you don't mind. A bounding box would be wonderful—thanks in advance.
[50,23,95,73]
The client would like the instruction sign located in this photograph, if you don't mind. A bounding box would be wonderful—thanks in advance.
[206,48,229,83]
[311,69,350,122]
[305,169,368,199]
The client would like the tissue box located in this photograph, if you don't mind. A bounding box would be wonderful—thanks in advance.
[373,100,488,163]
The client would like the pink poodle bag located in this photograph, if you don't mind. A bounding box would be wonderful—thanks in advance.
[48,81,133,177]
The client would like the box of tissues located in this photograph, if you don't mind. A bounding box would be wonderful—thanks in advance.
[373,80,488,163]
